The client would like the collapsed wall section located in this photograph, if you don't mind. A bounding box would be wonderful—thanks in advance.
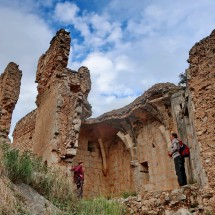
[0,62,22,141]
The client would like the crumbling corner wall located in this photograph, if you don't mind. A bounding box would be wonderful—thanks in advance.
[0,62,22,141]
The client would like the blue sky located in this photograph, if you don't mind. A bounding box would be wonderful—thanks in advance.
[0,0,215,139]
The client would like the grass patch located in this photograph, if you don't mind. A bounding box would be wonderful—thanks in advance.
[76,198,126,215]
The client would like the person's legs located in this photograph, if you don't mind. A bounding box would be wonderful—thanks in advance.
[181,157,187,185]
[77,180,84,199]
[174,156,184,186]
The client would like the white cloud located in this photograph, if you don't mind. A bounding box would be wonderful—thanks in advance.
[54,2,79,23]
[0,5,53,138]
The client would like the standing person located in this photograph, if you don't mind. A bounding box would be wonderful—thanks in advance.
[169,132,187,186]
[71,161,84,199]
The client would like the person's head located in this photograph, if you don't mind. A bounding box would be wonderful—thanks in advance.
[78,161,84,166]
[170,132,178,140]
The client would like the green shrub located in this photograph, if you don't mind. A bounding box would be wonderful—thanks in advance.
[0,144,33,183]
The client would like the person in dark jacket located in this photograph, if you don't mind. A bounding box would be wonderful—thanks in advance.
[169,133,187,186]
[71,161,84,198]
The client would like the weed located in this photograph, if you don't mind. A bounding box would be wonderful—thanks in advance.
[122,191,137,199]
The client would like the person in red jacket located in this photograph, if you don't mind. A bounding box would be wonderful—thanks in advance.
[71,161,84,199]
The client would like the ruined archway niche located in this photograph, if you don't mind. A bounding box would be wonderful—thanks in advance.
[0,62,22,142]
[71,83,182,197]
[73,123,134,198]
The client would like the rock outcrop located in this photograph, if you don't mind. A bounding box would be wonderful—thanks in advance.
[0,62,22,142]
[17,183,61,215]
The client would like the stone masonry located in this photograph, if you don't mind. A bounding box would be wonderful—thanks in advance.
[13,109,37,152]
[187,29,215,211]
[0,62,22,142]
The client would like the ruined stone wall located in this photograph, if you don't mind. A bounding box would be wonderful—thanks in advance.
[187,30,215,210]
[136,121,178,193]
[13,109,36,152]
[32,29,92,164]
[106,138,134,196]
[0,62,22,141]
[171,90,208,187]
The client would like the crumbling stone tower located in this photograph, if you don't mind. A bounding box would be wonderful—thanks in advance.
[32,29,92,164]
[0,62,22,142]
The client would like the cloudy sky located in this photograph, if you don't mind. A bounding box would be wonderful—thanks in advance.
[0,0,215,138]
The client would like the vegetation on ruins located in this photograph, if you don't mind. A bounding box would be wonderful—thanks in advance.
[178,71,187,86]
[0,143,125,215]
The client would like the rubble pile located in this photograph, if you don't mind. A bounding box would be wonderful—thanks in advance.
[121,184,213,215]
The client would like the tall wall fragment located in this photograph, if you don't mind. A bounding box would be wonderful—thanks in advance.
[32,29,92,164]
[0,62,22,141]
[187,30,215,210]
[170,30,215,212]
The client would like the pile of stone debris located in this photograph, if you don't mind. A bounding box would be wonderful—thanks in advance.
[119,184,214,215]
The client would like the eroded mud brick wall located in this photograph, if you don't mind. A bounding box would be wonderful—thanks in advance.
[33,29,91,164]
[0,62,22,141]
[187,30,215,209]
[13,109,36,151]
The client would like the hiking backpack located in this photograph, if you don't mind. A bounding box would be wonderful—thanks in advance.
[178,140,190,158]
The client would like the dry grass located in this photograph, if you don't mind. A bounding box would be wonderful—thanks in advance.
[0,147,30,215]
[0,164,30,214]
